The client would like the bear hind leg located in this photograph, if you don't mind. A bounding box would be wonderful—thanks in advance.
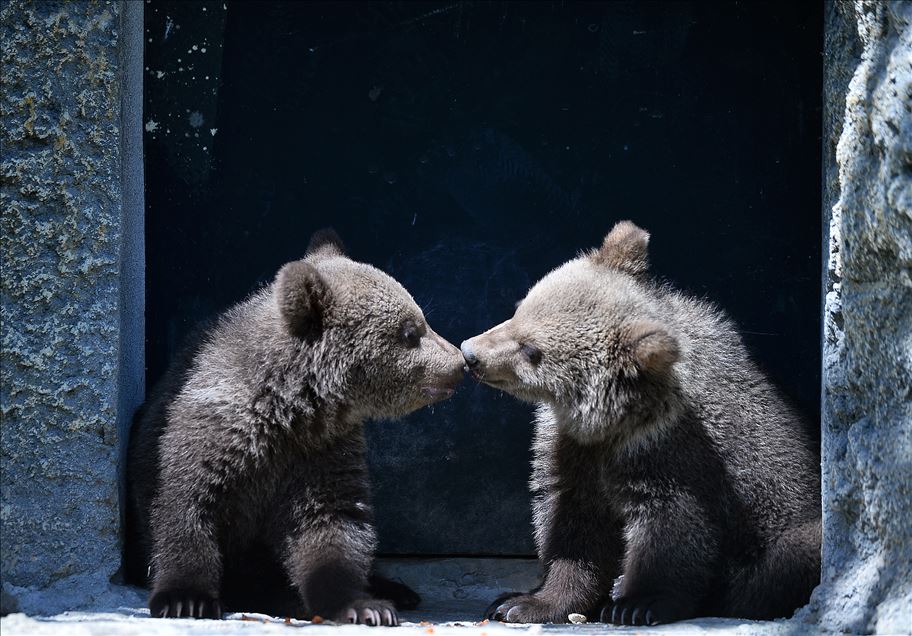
[724,518,821,620]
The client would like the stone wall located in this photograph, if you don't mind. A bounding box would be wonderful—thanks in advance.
[811,1,912,633]
[0,0,144,614]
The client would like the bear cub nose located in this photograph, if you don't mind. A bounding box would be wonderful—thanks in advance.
[460,341,480,368]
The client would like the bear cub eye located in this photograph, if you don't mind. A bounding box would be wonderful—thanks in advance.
[520,343,542,365]
[401,322,421,348]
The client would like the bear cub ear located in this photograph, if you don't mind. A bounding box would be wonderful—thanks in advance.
[627,320,679,375]
[275,260,330,340]
[591,220,650,276]
[306,227,347,259]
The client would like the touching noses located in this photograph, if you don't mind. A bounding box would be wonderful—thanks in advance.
[460,340,480,369]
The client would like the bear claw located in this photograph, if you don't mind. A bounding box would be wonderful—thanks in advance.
[335,599,398,626]
[600,596,671,626]
[150,589,222,619]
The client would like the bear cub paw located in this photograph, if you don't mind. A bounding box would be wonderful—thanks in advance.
[335,598,398,626]
[483,591,524,620]
[489,594,567,624]
[600,595,682,626]
[149,588,222,619]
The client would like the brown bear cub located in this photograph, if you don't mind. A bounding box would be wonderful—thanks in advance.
[125,230,464,624]
[462,221,820,626]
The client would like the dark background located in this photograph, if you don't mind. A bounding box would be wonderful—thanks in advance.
[143,1,822,556]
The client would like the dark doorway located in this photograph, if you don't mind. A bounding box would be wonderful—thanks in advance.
[143,1,822,556]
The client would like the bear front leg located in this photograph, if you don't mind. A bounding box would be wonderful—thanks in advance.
[282,515,396,626]
[148,500,223,619]
[488,426,624,624]
[489,502,623,624]
[600,497,718,626]
[489,560,605,624]
[276,451,396,628]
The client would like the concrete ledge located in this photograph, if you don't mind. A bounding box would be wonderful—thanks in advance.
[0,612,821,636]
[375,557,540,605]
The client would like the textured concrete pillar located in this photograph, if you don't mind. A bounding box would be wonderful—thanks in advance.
[0,0,144,614]
[812,1,912,633]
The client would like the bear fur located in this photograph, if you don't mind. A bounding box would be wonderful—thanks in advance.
[125,229,464,624]
[462,221,820,626]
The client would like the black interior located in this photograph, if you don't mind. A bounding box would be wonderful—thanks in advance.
[143,1,822,556]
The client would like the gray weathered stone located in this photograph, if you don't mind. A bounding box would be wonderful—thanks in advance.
[0,0,144,613]
[809,1,912,634]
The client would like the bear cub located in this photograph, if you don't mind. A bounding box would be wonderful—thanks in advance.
[462,221,820,625]
[125,230,464,624]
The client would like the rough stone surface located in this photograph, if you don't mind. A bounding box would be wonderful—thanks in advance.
[0,0,143,612]
[808,1,912,634]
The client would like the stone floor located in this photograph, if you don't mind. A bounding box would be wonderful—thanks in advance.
[0,559,822,635]
[1,604,816,636]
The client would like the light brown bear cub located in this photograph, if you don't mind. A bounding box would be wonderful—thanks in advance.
[126,230,464,624]
[462,221,820,626]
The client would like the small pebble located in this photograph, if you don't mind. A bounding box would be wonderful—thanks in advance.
[568,613,587,624]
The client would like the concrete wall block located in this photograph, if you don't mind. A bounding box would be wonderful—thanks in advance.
[813,1,912,633]
[0,0,143,612]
